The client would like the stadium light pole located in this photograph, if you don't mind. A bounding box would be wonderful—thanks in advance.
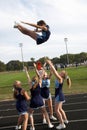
[19,43,24,69]
[64,38,69,65]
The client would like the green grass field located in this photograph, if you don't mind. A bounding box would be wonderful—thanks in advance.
[0,66,87,100]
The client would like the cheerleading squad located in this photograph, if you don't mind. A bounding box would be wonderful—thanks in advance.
[13,59,71,130]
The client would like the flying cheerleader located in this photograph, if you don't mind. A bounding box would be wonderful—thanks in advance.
[14,20,51,45]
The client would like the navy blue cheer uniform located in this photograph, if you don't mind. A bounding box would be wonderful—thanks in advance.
[41,78,51,100]
[55,80,65,103]
[30,84,44,109]
[37,25,51,45]
[15,88,28,115]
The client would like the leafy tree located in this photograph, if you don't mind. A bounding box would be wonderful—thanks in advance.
[79,52,87,62]
[60,54,67,64]
[0,61,6,72]
[51,57,60,64]
[0,52,87,72]
[6,60,22,71]
[30,57,35,62]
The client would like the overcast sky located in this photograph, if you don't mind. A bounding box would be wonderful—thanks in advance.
[0,0,87,63]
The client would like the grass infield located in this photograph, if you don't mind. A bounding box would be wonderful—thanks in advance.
[0,66,87,100]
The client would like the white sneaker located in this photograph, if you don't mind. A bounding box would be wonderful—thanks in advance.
[30,126,35,130]
[15,125,21,130]
[64,119,69,124]
[48,123,54,128]
[50,115,57,121]
[43,118,47,124]
[56,124,66,129]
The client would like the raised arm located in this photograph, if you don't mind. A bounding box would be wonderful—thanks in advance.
[21,21,38,28]
[33,63,42,87]
[46,59,62,83]
[24,66,31,87]
[33,63,41,78]
[43,62,46,69]
[21,21,47,31]
[21,89,30,100]
[48,67,53,79]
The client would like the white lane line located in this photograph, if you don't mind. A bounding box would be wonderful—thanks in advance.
[0,94,87,107]
[64,101,87,106]
[65,108,87,113]
[0,101,87,112]
[0,108,87,119]
[0,103,15,107]
[0,108,16,112]
[0,118,87,129]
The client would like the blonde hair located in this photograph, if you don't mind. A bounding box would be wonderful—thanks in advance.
[66,76,71,88]
[13,80,25,99]
[13,80,22,88]
[32,76,39,90]
[60,70,67,79]
[60,70,71,87]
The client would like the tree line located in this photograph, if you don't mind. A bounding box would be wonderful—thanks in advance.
[0,52,87,72]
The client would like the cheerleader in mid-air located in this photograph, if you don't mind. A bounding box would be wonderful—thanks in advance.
[14,20,51,45]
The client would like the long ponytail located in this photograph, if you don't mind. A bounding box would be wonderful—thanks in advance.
[66,76,71,88]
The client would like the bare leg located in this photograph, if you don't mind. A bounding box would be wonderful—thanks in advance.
[42,99,46,121]
[29,109,35,128]
[55,102,66,129]
[47,98,53,117]
[55,102,64,124]
[43,97,57,122]
[16,24,37,40]
[60,106,68,121]
[17,115,23,126]
[22,113,28,130]
[41,107,53,128]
